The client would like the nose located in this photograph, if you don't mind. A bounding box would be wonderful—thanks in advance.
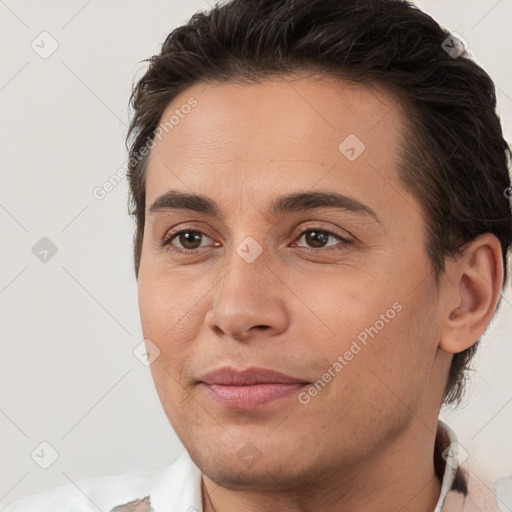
[205,244,289,342]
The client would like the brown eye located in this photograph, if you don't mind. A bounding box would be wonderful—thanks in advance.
[176,231,203,249]
[296,229,349,250]
[163,230,211,251]
[303,230,331,248]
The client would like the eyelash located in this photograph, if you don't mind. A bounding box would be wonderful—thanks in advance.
[161,226,353,256]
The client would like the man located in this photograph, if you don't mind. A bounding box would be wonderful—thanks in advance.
[5,0,511,510]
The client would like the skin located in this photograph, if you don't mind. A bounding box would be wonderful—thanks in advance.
[137,74,503,512]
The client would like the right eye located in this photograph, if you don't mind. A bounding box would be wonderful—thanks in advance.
[162,229,220,254]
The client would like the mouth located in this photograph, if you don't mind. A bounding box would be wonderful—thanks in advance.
[198,366,309,410]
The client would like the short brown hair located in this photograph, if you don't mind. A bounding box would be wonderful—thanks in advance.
[126,0,512,405]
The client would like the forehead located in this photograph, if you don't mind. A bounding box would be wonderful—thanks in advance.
[145,75,407,210]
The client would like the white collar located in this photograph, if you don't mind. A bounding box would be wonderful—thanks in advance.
[433,420,463,512]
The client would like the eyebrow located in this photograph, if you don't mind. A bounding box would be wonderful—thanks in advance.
[148,190,380,222]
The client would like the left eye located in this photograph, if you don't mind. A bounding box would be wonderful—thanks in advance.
[294,229,350,249]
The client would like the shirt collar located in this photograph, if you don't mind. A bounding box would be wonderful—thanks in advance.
[110,495,153,511]
[433,420,468,511]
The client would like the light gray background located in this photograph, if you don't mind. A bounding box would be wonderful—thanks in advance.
[1,0,511,507]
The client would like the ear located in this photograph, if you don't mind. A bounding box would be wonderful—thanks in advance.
[439,233,504,354]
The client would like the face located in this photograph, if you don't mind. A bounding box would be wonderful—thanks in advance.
[138,75,448,491]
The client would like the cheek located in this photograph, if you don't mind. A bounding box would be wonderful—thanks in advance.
[341,292,439,407]
[138,265,204,342]
[291,270,395,344]
[137,271,203,404]
[306,269,438,394]
[138,274,203,427]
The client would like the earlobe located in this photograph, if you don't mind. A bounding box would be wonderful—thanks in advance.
[439,233,504,355]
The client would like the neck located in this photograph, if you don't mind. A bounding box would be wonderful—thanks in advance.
[201,420,442,512]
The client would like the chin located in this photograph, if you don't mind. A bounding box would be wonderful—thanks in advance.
[201,459,308,492]
[187,436,323,492]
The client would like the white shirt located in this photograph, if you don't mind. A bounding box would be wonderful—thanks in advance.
[3,421,506,511]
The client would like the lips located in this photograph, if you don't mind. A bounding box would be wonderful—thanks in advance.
[199,366,308,410]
